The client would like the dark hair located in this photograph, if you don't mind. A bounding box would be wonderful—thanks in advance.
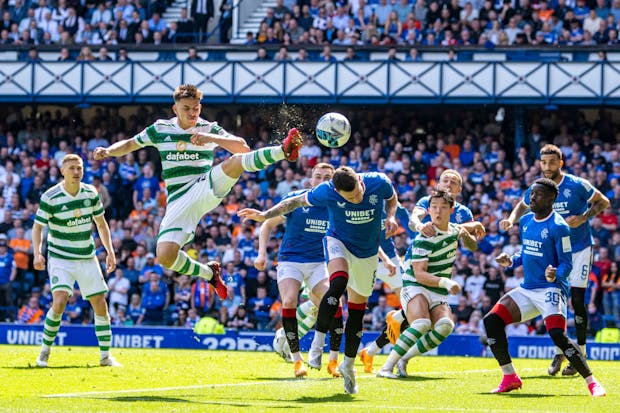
[540,144,562,160]
[533,177,559,198]
[173,84,203,102]
[429,188,455,208]
[332,166,358,192]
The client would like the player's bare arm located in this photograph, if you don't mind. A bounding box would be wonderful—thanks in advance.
[378,247,396,276]
[458,225,479,252]
[565,190,610,228]
[409,206,435,236]
[255,216,285,271]
[93,214,116,274]
[190,132,250,153]
[238,193,310,222]
[384,194,398,238]
[500,200,529,231]
[412,260,460,295]
[32,222,45,271]
[93,137,141,160]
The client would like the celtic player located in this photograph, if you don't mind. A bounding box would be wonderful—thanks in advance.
[377,189,477,378]
[34,154,120,367]
[93,84,303,299]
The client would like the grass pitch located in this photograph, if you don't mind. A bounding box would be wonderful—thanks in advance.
[1,345,618,413]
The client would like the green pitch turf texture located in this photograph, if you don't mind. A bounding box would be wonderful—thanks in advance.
[1,345,618,413]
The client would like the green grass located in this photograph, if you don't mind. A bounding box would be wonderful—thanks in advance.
[1,345,618,413]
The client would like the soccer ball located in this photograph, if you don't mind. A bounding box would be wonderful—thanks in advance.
[315,112,351,148]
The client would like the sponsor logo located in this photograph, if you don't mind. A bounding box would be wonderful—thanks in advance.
[165,152,200,161]
[301,207,310,213]
[337,201,346,208]
[67,216,92,227]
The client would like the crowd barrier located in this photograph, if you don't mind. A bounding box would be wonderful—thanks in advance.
[1,323,618,360]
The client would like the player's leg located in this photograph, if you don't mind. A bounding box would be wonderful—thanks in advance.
[398,301,455,376]
[327,296,345,378]
[37,289,69,367]
[308,237,350,370]
[76,257,120,366]
[89,293,121,367]
[377,291,430,378]
[556,248,591,376]
[360,256,403,372]
[275,262,306,376]
[218,128,303,178]
[483,291,524,393]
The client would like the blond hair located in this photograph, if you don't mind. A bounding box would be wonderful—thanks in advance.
[61,154,83,166]
[439,169,462,186]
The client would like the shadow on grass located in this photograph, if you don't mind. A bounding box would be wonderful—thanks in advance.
[3,365,89,370]
[109,395,190,403]
[391,375,445,382]
[521,374,578,380]
[478,393,555,398]
[293,394,355,403]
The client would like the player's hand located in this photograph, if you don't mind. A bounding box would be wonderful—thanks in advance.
[438,277,461,295]
[499,219,513,231]
[416,222,436,237]
[106,254,117,274]
[565,215,587,228]
[545,265,557,282]
[33,254,46,271]
[254,254,267,271]
[93,147,110,160]
[237,208,266,223]
[495,252,512,267]
[383,259,397,277]
[190,133,213,146]
[471,222,486,239]
[384,217,398,238]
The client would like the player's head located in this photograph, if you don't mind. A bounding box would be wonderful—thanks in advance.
[310,162,335,188]
[333,166,364,204]
[428,188,454,226]
[437,169,462,196]
[60,154,84,184]
[530,177,558,215]
[539,144,564,181]
[172,84,203,129]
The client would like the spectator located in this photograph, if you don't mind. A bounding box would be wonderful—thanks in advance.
[141,272,169,325]
[17,294,43,324]
[0,234,17,321]
[228,305,254,330]
[108,267,130,318]
[127,293,145,325]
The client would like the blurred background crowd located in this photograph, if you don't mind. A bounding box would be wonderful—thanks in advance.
[0,103,619,340]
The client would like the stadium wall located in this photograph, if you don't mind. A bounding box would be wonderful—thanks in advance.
[1,323,618,360]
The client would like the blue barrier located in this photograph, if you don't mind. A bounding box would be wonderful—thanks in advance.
[1,323,618,360]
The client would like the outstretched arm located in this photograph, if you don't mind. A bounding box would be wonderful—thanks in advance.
[190,133,250,154]
[500,199,529,231]
[93,138,141,160]
[238,193,310,223]
[409,206,436,237]
[458,225,479,252]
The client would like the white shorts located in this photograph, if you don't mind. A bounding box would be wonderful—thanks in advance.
[506,286,566,321]
[277,261,328,291]
[323,236,377,297]
[568,247,592,289]
[376,255,403,290]
[48,256,108,298]
[158,164,234,246]
[401,285,448,311]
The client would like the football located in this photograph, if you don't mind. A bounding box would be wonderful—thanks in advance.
[315,112,351,148]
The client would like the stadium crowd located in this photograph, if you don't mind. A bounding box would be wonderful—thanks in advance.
[0,104,619,340]
[1,0,620,52]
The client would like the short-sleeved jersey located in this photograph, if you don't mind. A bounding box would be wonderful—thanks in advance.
[278,189,329,263]
[134,117,231,203]
[306,172,395,258]
[523,173,595,252]
[402,223,460,294]
[35,182,104,260]
[416,196,473,228]
[512,211,573,297]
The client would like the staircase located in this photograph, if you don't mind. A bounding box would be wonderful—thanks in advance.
[230,0,276,44]
[162,0,189,25]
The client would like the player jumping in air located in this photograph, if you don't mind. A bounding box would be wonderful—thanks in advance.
[93,84,303,300]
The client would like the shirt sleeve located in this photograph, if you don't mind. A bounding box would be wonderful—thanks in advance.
[409,235,432,262]
[92,193,105,217]
[577,176,596,203]
[305,182,328,207]
[35,196,50,227]
[379,173,396,199]
[416,196,429,212]
[522,186,531,208]
[555,222,573,280]
[134,125,155,147]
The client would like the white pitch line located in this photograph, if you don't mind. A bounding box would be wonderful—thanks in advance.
[43,367,540,398]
